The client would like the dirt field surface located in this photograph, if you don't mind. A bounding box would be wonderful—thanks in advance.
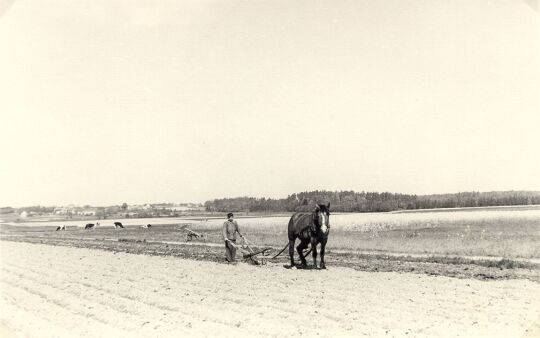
[2,232,539,282]
[1,241,540,337]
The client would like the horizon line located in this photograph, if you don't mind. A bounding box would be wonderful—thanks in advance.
[2,189,539,208]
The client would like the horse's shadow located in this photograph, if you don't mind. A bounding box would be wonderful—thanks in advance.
[283,264,324,270]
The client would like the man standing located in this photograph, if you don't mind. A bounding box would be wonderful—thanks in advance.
[222,212,244,263]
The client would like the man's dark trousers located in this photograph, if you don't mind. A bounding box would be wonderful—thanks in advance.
[225,239,236,262]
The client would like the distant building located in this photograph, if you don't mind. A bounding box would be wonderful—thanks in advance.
[170,206,190,211]
[77,208,97,216]
[170,204,205,212]
[54,207,75,215]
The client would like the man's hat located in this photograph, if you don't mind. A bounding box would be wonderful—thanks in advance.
[227,212,234,218]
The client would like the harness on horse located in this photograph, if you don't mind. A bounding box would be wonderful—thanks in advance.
[311,212,319,235]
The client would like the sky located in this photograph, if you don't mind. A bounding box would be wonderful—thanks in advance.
[0,0,539,207]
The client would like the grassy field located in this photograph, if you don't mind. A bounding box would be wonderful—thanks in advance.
[189,207,540,258]
[2,206,539,259]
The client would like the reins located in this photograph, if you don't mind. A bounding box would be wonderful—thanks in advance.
[271,242,290,259]
[271,241,314,260]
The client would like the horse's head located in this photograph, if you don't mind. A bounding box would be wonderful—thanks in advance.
[314,203,330,234]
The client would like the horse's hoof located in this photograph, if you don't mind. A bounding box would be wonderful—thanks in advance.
[320,265,327,270]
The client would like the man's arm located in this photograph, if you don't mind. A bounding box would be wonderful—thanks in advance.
[235,220,243,238]
[222,222,229,241]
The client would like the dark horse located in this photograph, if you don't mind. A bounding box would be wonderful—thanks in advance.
[288,203,330,269]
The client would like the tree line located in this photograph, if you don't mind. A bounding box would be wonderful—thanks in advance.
[204,190,540,213]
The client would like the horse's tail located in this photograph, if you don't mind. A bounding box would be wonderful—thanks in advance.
[271,242,289,259]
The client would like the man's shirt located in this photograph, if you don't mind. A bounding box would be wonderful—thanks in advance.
[222,220,241,240]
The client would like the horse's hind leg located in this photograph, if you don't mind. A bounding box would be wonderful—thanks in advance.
[297,240,308,267]
[288,239,296,267]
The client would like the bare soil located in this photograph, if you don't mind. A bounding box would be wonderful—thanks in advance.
[1,241,539,337]
[1,228,539,282]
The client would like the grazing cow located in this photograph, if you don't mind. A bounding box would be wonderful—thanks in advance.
[56,225,66,231]
[114,222,124,229]
[288,203,331,269]
[141,224,152,229]
[84,223,95,230]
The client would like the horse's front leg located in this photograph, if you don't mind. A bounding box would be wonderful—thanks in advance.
[311,238,318,269]
[320,238,327,269]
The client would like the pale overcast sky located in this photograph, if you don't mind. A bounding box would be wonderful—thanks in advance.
[0,0,539,207]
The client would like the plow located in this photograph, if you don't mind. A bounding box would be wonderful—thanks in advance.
[184,228,208,242]
[228,239,311,266]
[175,225,208,242]
[227,237,273,265]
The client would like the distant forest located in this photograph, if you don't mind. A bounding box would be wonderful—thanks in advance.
[204,190,540,213]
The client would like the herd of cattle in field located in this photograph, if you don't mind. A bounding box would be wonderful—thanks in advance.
[55,222,152,231]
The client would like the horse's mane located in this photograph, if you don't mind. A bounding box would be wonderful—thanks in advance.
[316,205,330,214]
